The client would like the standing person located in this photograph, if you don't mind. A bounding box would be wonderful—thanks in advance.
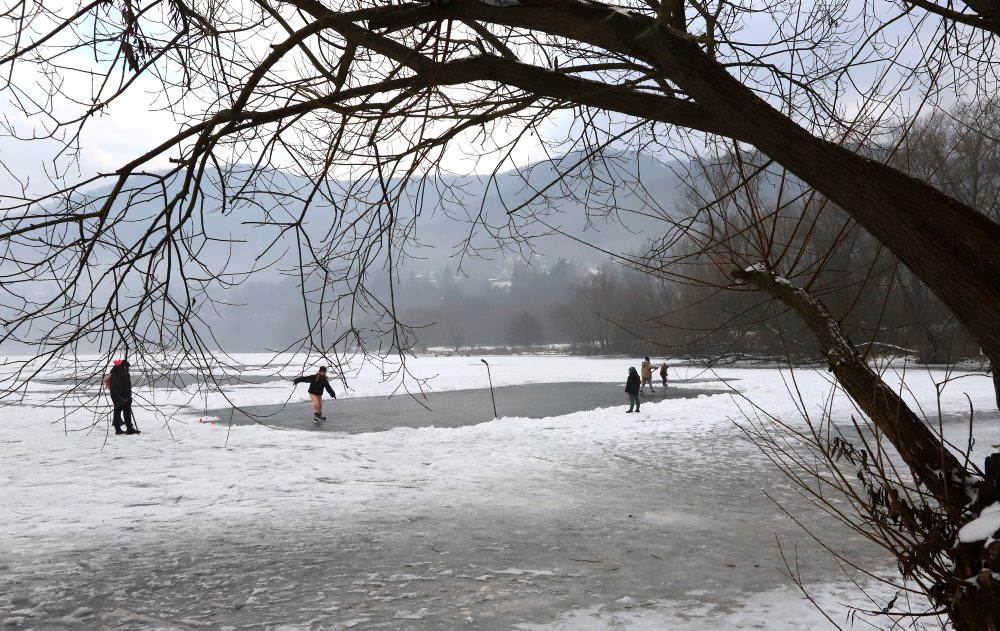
[640,356,655,393]
[625,367,641,413]
[108,359,137,435]
[293,366,336,422]
[660,361,669,388]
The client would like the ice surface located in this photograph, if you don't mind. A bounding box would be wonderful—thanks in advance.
[1,355,994,629]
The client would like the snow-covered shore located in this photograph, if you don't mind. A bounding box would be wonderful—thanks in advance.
[2,355,995,629]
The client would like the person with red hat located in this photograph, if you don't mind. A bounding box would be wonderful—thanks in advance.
[107,358,137,435]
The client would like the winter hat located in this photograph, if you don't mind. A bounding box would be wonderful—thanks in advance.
[319,366,327,371]
[113,359,124,367]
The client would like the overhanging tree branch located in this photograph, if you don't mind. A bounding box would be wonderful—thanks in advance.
[732,264,970,514]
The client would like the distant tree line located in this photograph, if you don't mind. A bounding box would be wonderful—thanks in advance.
[392,259,674,354]
[391,100,1000,363]
[186,100,1000,362]
[654,100,1000,365]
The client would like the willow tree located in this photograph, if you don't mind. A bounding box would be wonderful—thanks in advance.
[1,0,999,626]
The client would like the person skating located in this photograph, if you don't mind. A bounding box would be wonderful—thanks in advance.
[292,366,336,422]
[108,359,137,435]
[660,361,669,389]
[640,356,655,393]
[625,367,641,413]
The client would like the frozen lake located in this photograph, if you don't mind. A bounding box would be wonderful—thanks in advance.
[3,355,994,629]
[215,380,733,433]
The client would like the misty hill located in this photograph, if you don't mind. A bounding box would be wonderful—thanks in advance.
[66,152,683,279]
[395,151,687,276]
[198,151,690,350]
[1,151,690,352]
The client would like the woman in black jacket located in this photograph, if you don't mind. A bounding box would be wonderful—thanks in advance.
[293,366,336,422]
[625,367,641,413]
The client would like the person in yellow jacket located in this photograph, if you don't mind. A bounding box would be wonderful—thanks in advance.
[640,356,655,393]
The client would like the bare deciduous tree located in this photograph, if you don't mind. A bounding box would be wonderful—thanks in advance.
[1,0,999,625]
[640,141,995,627]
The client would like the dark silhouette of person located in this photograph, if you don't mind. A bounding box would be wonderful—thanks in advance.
[625,367,641,413]
[108,359,137,435]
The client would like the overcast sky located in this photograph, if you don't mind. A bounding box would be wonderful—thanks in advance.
[0,0,970,203]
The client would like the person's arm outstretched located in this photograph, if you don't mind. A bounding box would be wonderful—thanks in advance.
[324,381,336,398]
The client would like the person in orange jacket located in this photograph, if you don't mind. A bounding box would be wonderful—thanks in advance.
[640,356,654,393]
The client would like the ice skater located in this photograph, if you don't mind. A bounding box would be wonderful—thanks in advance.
[625,367,641,413]
[640,356,654,393]
[292,366,336,422]
[659,361,669,389]
[107,359,137,435]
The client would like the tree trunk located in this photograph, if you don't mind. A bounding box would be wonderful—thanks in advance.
[362,0,1000,407]
[325,5,1000,622]
[635,25,1000,409]
[991,359,1000,410]
[950,453,1000,631]
[731,266,970,512]
[733,265,1000,628]
[949,580,1000,631]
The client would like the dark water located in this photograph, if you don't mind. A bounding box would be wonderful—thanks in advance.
[208,379,733,433]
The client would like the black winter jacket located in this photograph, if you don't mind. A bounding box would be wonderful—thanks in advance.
[294,374,336,397]
[109,361,132,398]
[625,370,640,395]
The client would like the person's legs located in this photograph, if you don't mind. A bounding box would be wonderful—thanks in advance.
[309,393,322,416]
[122,400,136,433]
[112,396,125,433]
[628,393,639,412]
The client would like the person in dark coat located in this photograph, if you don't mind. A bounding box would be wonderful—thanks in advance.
[659,361,669,388]
[293,366,337,422]
[625,367,641,413]
[108,359,137,435]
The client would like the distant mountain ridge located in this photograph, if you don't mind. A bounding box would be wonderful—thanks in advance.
[0,151,689,352]
[403,150,687,275]
[73,149,688,276]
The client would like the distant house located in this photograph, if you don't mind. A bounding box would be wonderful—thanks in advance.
[489,279,512,291]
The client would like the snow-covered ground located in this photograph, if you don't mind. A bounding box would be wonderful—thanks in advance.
[1,355,996,629]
